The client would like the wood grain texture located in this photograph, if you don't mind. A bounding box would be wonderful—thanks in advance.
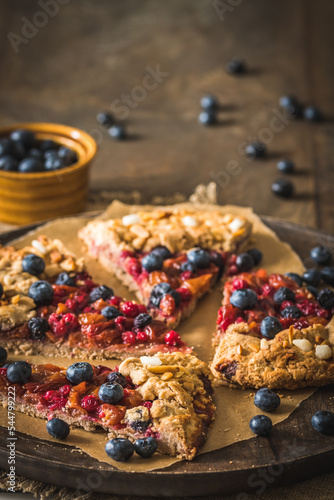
[0,1,333,232]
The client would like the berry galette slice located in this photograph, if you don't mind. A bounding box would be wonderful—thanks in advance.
[210,270,334,389]
[0,353,215,460]
[79,208,252,328]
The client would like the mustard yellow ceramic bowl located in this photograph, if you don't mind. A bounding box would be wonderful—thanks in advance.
[0,122,97,225]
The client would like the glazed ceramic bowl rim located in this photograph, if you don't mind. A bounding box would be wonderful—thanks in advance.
[0,122,97,179]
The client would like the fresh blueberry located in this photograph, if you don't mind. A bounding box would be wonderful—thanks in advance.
[273,287,295,304]
[307,285,319,298]
[66,362,93,384]
[210,251,225,278]
[55,272,76,287]
[0,283,3,298]
[321,267,334,286]
[245,141,266,160]
[40,139,58,152]
[108,125,126,140]
[318,289,334,310]
[285,273,303,286]
[200,95,218,110]
[304,106,322,122]
[260,316,282,339]
[46,418,70,440]
[149,282,173,307]
[230,289,258,310]
[254,388,281,412]
[225,58,246,74]
[10,129,35,149]
[18,158,44,173]
[101,306,124,320]
[279,95,298,108]
[44,148,58,159]
[22,254,45,276]
[281,305,302,319]
[96,112,115,128]
[134,437,158,458]
[0,155,19,171]
[107,371,127,387]
[246,248,263,266]
[0,346,7,364]
[98,382,124,404]
[279,96,303,118]
[0,138,13,156]
[236,253,254,272]
[105,438,134,462]
[302,269,322,286]
[249,415,272,436]
[170,289,181,307]
[45,157,64,171]
[7,361,32,384]
[272,179,294,198]
[187,248,211,269]
[310,246,332,266]
[142,253,164,273]
[58,146,78,166]
[277,159,294,174]
[311,411,334,435]
[134,313,152,329]
[181,261,197,273]
[27,317,49,340]
[198,111,216,126]
[151,245,172,260]
[89,285,114,302]
[27,148,43,160]
[28,281,54,306]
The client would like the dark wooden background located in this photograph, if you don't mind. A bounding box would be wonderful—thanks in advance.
[0,0,333,233]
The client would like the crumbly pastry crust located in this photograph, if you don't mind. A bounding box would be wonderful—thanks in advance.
[211,321,334,390]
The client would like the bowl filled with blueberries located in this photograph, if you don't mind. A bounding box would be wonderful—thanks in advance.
[0,123,97,225]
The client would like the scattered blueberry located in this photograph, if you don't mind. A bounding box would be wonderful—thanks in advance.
[321,267,334,286]
[22,254,45,276]
[279,95,298,108]
[19,157,44,173]
[302,269,322,286]
[149,282,173,307]
[181,261,197,273]
[45,157,65,171]
[142,253,164,273]
[28,280,54,306]
[98,382,124,404]
[101,306,124,320]
[285,272,303,286]
[151,246,172,260]
[7,361,32,384]
[46,418,70,440]
[307,285,319,298]
[0,155,19,171]
[246,248,263,266]
[134,313,152,329]
[198,111,216,126]
[134,437,158,458]
[89,285,114,302]
[0,138,13,156]
[0,346,7,365]
[109,125,126,140]
[170,289,181,307]
[272,179,294,198]
[58,146,78,166]
[249,415,272,436]
[105,438,134,462]
[107,371,127,387]
[311,411,334,435]
[55,272,76,287]
[44,149,58,159]
[281,305,302,319]
[236,253,254,272]
[210,251,225,278]
[310,246,332,266]
[279,96,303,118]
[27,317,49,340]
[40,140,58,152]
[230,289,258,310]
[187,248,211,269]
[260,316,282,339]
[200,95,218,110]
[304,106,322,122]
[66,362,93,384]
[245,141,266,159]
[225,58,246,74]
[277,159,294,174]
[97,112,115,128]
[10,129,35,149]
[254,388,280,412]
[273,286,295,304]
[318,289,334,310]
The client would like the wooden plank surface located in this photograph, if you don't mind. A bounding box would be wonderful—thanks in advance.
[0,0,333,233]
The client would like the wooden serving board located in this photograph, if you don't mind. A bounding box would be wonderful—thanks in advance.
[0,216,334,498]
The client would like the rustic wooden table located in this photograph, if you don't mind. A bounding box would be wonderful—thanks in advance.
[0,0,333,233]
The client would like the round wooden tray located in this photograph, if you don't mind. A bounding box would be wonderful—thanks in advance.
[0,216,334,498]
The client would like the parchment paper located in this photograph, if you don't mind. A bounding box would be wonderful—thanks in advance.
[0,202,315,473]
